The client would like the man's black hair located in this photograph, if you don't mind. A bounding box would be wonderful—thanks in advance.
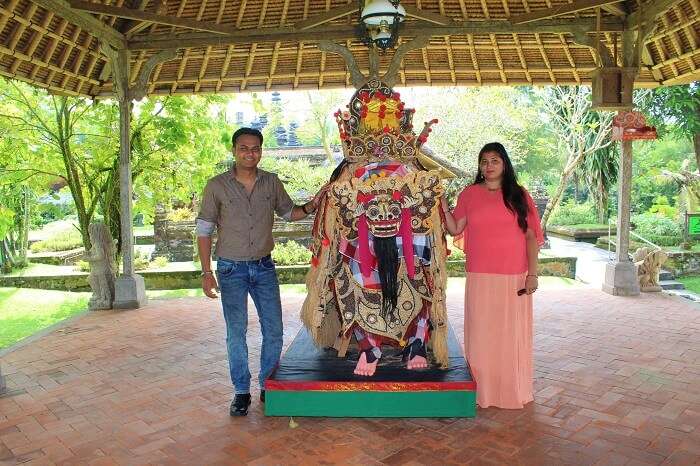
[232,127,263,147]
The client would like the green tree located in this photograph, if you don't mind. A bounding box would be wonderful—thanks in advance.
[536,86,614,229]
[637,84,700,170]
[584,143,618,223]
[0,78,228,255]
[297,90,346,162]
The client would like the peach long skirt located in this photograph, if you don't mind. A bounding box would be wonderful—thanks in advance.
[465,272,534,409]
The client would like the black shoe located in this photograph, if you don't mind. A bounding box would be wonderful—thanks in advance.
[230,394,251,416]
[260,390,265,403]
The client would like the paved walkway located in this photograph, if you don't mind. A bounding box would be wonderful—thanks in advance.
[546,237,613,287]
[1,286,699,465]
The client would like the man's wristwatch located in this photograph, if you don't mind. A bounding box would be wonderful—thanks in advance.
[201,271,213,277]
[302,202,312,215]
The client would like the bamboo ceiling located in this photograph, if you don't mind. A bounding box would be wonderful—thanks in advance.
[0,0,698,97]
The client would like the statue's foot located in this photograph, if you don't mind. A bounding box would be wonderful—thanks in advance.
[353,351,378,376]
[407,355,428,370]
[403,339,428,370]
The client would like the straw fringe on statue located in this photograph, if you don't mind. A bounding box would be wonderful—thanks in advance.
[301,69,450,375]
[85,222,117,310]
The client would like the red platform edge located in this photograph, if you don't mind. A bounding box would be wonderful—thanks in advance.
[265,379,477,391]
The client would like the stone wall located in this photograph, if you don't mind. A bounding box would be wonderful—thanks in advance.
[548,225,610,243]
[0,256,577,290]
[152,205,195,262]
[664,251,700,276]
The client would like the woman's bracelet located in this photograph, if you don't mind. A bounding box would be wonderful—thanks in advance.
[526,274,538,278]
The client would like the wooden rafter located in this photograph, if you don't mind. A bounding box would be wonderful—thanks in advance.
[31,0,125,48]
[68,0,237,35]
[403,5,456,25]
[601,2,627,16]
[293,2,356,30]
[511,0,625,24]
[127,18,624,50]
[626,0,679,28]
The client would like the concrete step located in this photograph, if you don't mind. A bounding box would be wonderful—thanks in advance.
[659,270,674,281]
[659,280,685,291]
[665,289,700,302]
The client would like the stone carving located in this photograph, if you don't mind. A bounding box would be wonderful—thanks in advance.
[85,222,116,310]
[632,247,668,292]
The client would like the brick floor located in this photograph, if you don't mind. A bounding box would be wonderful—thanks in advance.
[0,287,699,465]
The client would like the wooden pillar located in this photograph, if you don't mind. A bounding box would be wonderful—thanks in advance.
[100,46,177,308]
[602,27,641,297]
[102,44,147,309]
[616,140,634,262]
[118,85,135,278]
[0,363,6,394]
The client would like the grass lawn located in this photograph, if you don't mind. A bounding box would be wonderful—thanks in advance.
[677,275,700,294]
[0,277,580,349]
[0,284,310,349]
[0,288,90,349]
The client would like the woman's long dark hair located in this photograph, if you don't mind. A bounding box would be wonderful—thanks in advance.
[474,142,528,233]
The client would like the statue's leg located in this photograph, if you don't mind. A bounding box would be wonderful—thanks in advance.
[405,313,429,370]
[353,328,381,377]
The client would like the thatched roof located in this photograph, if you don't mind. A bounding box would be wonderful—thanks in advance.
[0,0,697,97]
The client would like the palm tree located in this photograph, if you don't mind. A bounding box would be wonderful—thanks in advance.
[584,133,618,224]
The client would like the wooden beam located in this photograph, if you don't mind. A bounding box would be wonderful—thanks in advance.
[69,0,236,34]
[626,0,678,28]
[317,40,365,88]
[510,0,625,24]
[124,0,156,37]
[31,0,125,48]
[128,18,624,50]
[403,5,456,25]
[293,3,356,30]
[601,3,627,16]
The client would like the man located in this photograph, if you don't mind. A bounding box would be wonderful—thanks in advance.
[196,127,325,416]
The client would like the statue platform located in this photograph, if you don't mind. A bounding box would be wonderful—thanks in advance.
[264,323,476,418]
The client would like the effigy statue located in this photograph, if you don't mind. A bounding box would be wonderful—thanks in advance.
[85,222,116,310]
[632,246,668,292]
[301,79,450,376]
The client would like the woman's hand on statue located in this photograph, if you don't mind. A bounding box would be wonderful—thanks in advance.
[202,273,219,299]
[524,275,538,295]
[440,196,449,213]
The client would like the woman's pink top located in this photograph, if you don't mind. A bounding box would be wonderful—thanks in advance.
[453,184,544,275]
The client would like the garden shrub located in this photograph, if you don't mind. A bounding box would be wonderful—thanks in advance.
[75,260,90,272]
[30,230,83,253]
[647,196,679,219]
[151,256,169,269]
[631,212,681,246]
[272,240,312,265]
[167,208,196,222]
[550,200,597,226]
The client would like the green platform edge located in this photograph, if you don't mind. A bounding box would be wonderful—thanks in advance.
[265,390,476,418]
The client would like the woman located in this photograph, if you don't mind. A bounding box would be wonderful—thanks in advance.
[442,142,544,409]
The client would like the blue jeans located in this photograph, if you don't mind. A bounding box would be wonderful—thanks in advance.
[216,256,283,395]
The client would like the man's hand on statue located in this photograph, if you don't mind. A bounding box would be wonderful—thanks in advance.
[312,183,331,209]
[202,273,219,299]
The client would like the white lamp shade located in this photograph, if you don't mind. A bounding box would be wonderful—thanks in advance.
[361,0,406,26]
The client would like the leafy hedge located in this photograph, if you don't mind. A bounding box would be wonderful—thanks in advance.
[631,213,682,246]
[550,200,598,226]
[30,230,83,253]
[272,240,312,265]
